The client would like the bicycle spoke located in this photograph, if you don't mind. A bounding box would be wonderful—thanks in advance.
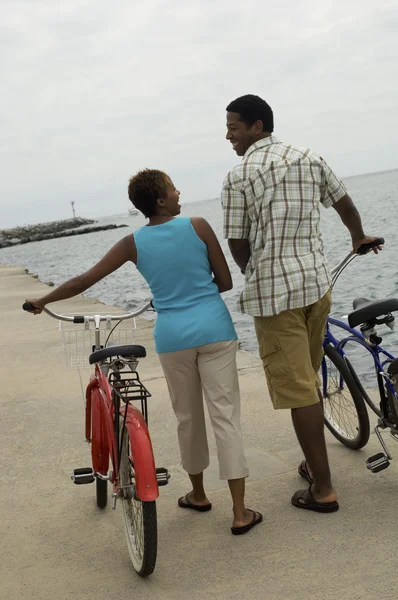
[119,426,147,571]
[323,358,360,440]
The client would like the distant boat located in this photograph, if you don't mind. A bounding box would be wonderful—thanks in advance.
[129,207,138,216]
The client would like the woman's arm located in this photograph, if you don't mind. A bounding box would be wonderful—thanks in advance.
[25,235,136,313]
[190,217,233,293]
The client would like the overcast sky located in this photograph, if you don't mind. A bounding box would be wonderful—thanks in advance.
[1,0,397,228]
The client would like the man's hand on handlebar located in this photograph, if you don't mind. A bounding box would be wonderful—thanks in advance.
[352,236,384,255]
[23,299,46,314]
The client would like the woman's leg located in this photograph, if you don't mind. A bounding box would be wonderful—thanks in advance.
[198,341,261,529]
[159,348,211,505]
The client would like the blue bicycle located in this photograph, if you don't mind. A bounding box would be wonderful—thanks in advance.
[321,238,398,473]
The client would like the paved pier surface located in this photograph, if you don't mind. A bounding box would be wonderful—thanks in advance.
[1,265,397,600]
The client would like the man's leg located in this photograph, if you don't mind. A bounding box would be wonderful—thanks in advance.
[297,288,334,499]
[254,301,337,506]
[291,403,336,501]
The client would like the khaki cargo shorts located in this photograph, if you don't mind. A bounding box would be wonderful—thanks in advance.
[254,290,332,410]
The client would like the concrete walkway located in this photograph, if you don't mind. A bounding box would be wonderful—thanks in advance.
[1,265,397,600]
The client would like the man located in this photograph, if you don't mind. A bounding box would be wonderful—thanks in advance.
[221,94,381,513]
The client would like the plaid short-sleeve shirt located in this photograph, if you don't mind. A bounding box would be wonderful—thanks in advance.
[221,136,347,316]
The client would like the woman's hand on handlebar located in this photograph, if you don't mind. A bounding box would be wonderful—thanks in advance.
[352,236,384,255]
[23,298,46,314]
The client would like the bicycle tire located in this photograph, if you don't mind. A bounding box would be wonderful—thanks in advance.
[346,361,383,419]
[96,478,108,509]
[119,423,157,577]
[321,343,370,449]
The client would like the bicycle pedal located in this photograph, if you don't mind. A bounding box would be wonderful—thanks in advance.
[156,467,171,486]
[366,453,390,473]
[71,467,95,484]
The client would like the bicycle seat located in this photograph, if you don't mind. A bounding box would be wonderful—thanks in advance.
[89,344,146,365]
[348,298,398,328]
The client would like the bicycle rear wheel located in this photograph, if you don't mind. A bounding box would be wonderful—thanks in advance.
[119,423,157,577]
[321,344,370,449]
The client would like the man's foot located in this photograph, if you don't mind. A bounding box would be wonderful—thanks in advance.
[178,491,212,512]
[298,460,313,484]
[231,509,263,535]
[291,485,339,513]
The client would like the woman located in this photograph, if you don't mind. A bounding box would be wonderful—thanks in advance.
[25,169,262,535]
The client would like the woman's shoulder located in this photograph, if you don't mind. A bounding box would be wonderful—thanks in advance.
[190,216,209,225]
[189,217,212,237]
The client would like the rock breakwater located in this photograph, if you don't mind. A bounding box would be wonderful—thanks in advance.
[0,218,128,248]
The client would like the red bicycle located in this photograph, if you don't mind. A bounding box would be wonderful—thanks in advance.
[23,301,170,577]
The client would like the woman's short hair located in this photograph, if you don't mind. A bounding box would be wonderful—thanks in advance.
[128,169,169,218]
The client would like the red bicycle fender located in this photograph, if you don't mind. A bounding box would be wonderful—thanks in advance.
[85,376,97,442]
[91,385,110,475]
[120,405,159,502]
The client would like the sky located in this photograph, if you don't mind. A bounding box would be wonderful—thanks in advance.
[1,0,397,228]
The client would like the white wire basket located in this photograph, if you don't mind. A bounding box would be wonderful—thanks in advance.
[59,315,136,370]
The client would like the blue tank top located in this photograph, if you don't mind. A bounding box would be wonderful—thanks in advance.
[134,218,237,353]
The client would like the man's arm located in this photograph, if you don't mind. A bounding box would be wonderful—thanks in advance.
[221,174,251,273]
[332,194,381,253]
[319,158,381,253]
[228,239,251,273]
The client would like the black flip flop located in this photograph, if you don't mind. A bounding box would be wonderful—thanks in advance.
[298,460,314,484]
[291,486,339,513]
[178,493,212,512]
[231,509,263,535]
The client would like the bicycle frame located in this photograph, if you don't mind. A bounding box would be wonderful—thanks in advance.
[324,318,396,416]
[326,249,397,423]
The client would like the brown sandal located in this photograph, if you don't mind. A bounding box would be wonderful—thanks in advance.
[231,509,263,535]
[291,486,339,513]
[298,460,314,484]
[178,493,212,512]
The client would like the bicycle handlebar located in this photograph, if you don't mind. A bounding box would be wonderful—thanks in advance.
[355,237,384,255]
[22,301,153,322]
[330,237,385,279]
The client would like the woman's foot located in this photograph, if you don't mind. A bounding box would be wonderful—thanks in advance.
[178,491,212,512]
[232,508,261,529]
[231,509,263,535]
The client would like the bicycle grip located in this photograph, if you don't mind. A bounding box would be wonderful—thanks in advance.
[22,302,37,311]
[356,237,384,255]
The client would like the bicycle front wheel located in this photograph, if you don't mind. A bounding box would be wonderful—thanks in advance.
[119,423,157,577]
[321,344,370,449]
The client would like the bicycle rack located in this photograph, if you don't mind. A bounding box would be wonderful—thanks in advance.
[109,370,151,424]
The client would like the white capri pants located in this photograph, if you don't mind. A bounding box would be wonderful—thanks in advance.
[158,340,248,481]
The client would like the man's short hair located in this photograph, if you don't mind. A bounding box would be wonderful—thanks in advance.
[128,169,169,218]
[226,94,274,132]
